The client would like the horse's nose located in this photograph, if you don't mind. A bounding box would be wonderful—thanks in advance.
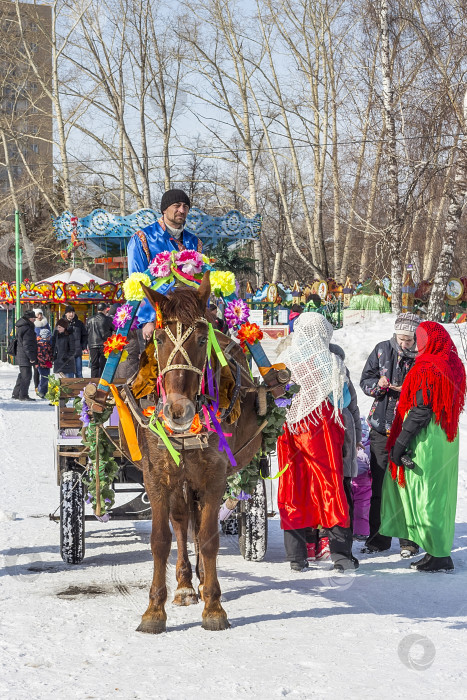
[163,400,195,426]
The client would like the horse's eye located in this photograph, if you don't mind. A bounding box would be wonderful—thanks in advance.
[199,336,207,345]
[155,335,164,345]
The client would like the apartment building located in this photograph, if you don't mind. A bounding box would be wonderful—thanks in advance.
[0,0,52,198]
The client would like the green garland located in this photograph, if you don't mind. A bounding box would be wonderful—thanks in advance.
[224,383,299,499]
[74,397,120,514]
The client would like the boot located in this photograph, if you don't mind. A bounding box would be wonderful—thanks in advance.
[415,555,454,572]
[290,560,309,572]
[333,555,359,572]
[410,553,430,569]
[400,544,420,558]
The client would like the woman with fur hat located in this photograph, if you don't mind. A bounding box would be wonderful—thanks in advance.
[36,328,53,398]
[277,313,357,572]
[381,322,466,572]
[51,319,75,377]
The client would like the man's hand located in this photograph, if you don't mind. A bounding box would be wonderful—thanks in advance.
[142,321,155,342]
[377,376,390,388]
[389,384,402,392]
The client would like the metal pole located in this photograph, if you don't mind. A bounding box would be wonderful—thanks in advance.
[15,210,21,323]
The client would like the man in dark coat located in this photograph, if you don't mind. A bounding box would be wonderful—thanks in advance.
[64,305,88,378]
[12,310,38,401]
[51,318,76,376]
[86,302,113,377]
[359,312,421,556]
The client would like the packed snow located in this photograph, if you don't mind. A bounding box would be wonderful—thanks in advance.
[1,314,466,699]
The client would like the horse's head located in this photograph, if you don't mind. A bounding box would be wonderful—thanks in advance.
[141,272,212,432]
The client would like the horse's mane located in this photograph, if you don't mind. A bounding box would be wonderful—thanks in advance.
[159,286,206,326]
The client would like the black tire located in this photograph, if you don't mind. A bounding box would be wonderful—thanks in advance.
[60,470,85,564]
[238,479,268,561]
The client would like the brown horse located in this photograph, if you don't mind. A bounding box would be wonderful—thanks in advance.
[126,273,262,633]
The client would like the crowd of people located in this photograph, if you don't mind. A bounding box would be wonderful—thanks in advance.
[277,311,466,574]
[10,302,114,401]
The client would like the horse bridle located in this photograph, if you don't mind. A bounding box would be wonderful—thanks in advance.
[154,317,209,396]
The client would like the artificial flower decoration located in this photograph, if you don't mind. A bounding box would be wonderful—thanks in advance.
[210,270,236,297]
[113,303,138,331]
[149,251,172,278]
[103,333,129,357]
[224,298,250,328]
[123,272,151,301]
[237,322,263,352]
[177,250,203,275]
[154,302,164,329]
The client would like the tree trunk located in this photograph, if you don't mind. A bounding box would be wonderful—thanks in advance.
[427,92,467,321]
[380,0,402,314]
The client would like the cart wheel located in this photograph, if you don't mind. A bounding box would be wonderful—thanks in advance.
[238,479,268,561]
[60,470,85,565]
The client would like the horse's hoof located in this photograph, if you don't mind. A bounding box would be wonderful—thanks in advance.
[172,587,199,606]
[202,615,230,631]
[136,618,167,634]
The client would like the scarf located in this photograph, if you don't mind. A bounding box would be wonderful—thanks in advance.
[278,312,346,432]
[387,321,466,486]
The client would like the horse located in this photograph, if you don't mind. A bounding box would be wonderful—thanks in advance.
[123,272,262,633]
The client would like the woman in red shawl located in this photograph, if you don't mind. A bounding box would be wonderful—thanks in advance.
[380,321,466,572]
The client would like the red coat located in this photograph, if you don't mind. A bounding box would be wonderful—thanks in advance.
[277,401,350,530]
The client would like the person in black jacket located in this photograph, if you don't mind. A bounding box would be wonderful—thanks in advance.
[12,309,38,401]
[359,312,421,556]
[64,306,88,378]
[51,318,76,376]
[86,302,113,377]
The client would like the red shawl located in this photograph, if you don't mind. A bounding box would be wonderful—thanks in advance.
[387,321,466,486]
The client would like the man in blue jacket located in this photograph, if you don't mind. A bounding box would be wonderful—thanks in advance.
[127,189,202,341]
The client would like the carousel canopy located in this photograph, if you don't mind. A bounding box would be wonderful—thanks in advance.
[0,267,123,305]
[39,267,109,286]
[52,207,262,254]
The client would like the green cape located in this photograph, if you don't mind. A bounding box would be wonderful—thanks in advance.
[380,418,458,557]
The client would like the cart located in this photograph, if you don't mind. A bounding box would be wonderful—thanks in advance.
[54,378,269,565]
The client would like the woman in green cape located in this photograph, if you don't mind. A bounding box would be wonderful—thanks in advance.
[380,321,466,572]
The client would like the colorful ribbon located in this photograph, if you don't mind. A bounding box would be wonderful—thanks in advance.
[99,379,142,462]
[148,414,181,466]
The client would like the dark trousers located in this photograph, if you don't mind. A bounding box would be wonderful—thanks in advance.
[33,366,39,389]
[38,367,50,395]
[284,526,353,565]
[89,346,106,378]
[343,476,354,532]
[12,365,33,399]
[366,429,415,550]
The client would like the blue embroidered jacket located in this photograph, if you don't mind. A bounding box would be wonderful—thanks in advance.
[127,218,202,325]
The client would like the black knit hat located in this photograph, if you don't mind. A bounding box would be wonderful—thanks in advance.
[23,310,36,319]
[160,189,191,213]
[64,305,75,314]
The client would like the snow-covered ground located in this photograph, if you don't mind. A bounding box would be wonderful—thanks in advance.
[1,315,466,699]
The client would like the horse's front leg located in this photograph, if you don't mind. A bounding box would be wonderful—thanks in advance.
[137,489,171,634]
[170,488,198,606]
[198,498,230,631]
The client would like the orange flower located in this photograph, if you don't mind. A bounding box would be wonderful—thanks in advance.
[189,414,202,434]
[142,406,155,417]
[237,322,263,352]
[103,333,129,357]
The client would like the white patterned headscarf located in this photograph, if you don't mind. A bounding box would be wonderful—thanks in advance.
[278,312,346,432]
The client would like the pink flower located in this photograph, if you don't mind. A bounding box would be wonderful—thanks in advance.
[224,299,250,328]
[176,250,203,275]
[113,303,138,331]
[149,251,172,277]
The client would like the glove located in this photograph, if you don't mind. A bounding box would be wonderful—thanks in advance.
[390,440,405,466]
[400,453,416,470]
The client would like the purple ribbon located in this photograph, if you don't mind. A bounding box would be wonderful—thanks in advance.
[207,405,237,467]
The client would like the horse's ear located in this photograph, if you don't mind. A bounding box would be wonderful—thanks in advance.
[140,283,166,310]
[197,271,211,310]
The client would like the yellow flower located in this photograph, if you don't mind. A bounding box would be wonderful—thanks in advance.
[210,270,236,297]
[123,272,151,301]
